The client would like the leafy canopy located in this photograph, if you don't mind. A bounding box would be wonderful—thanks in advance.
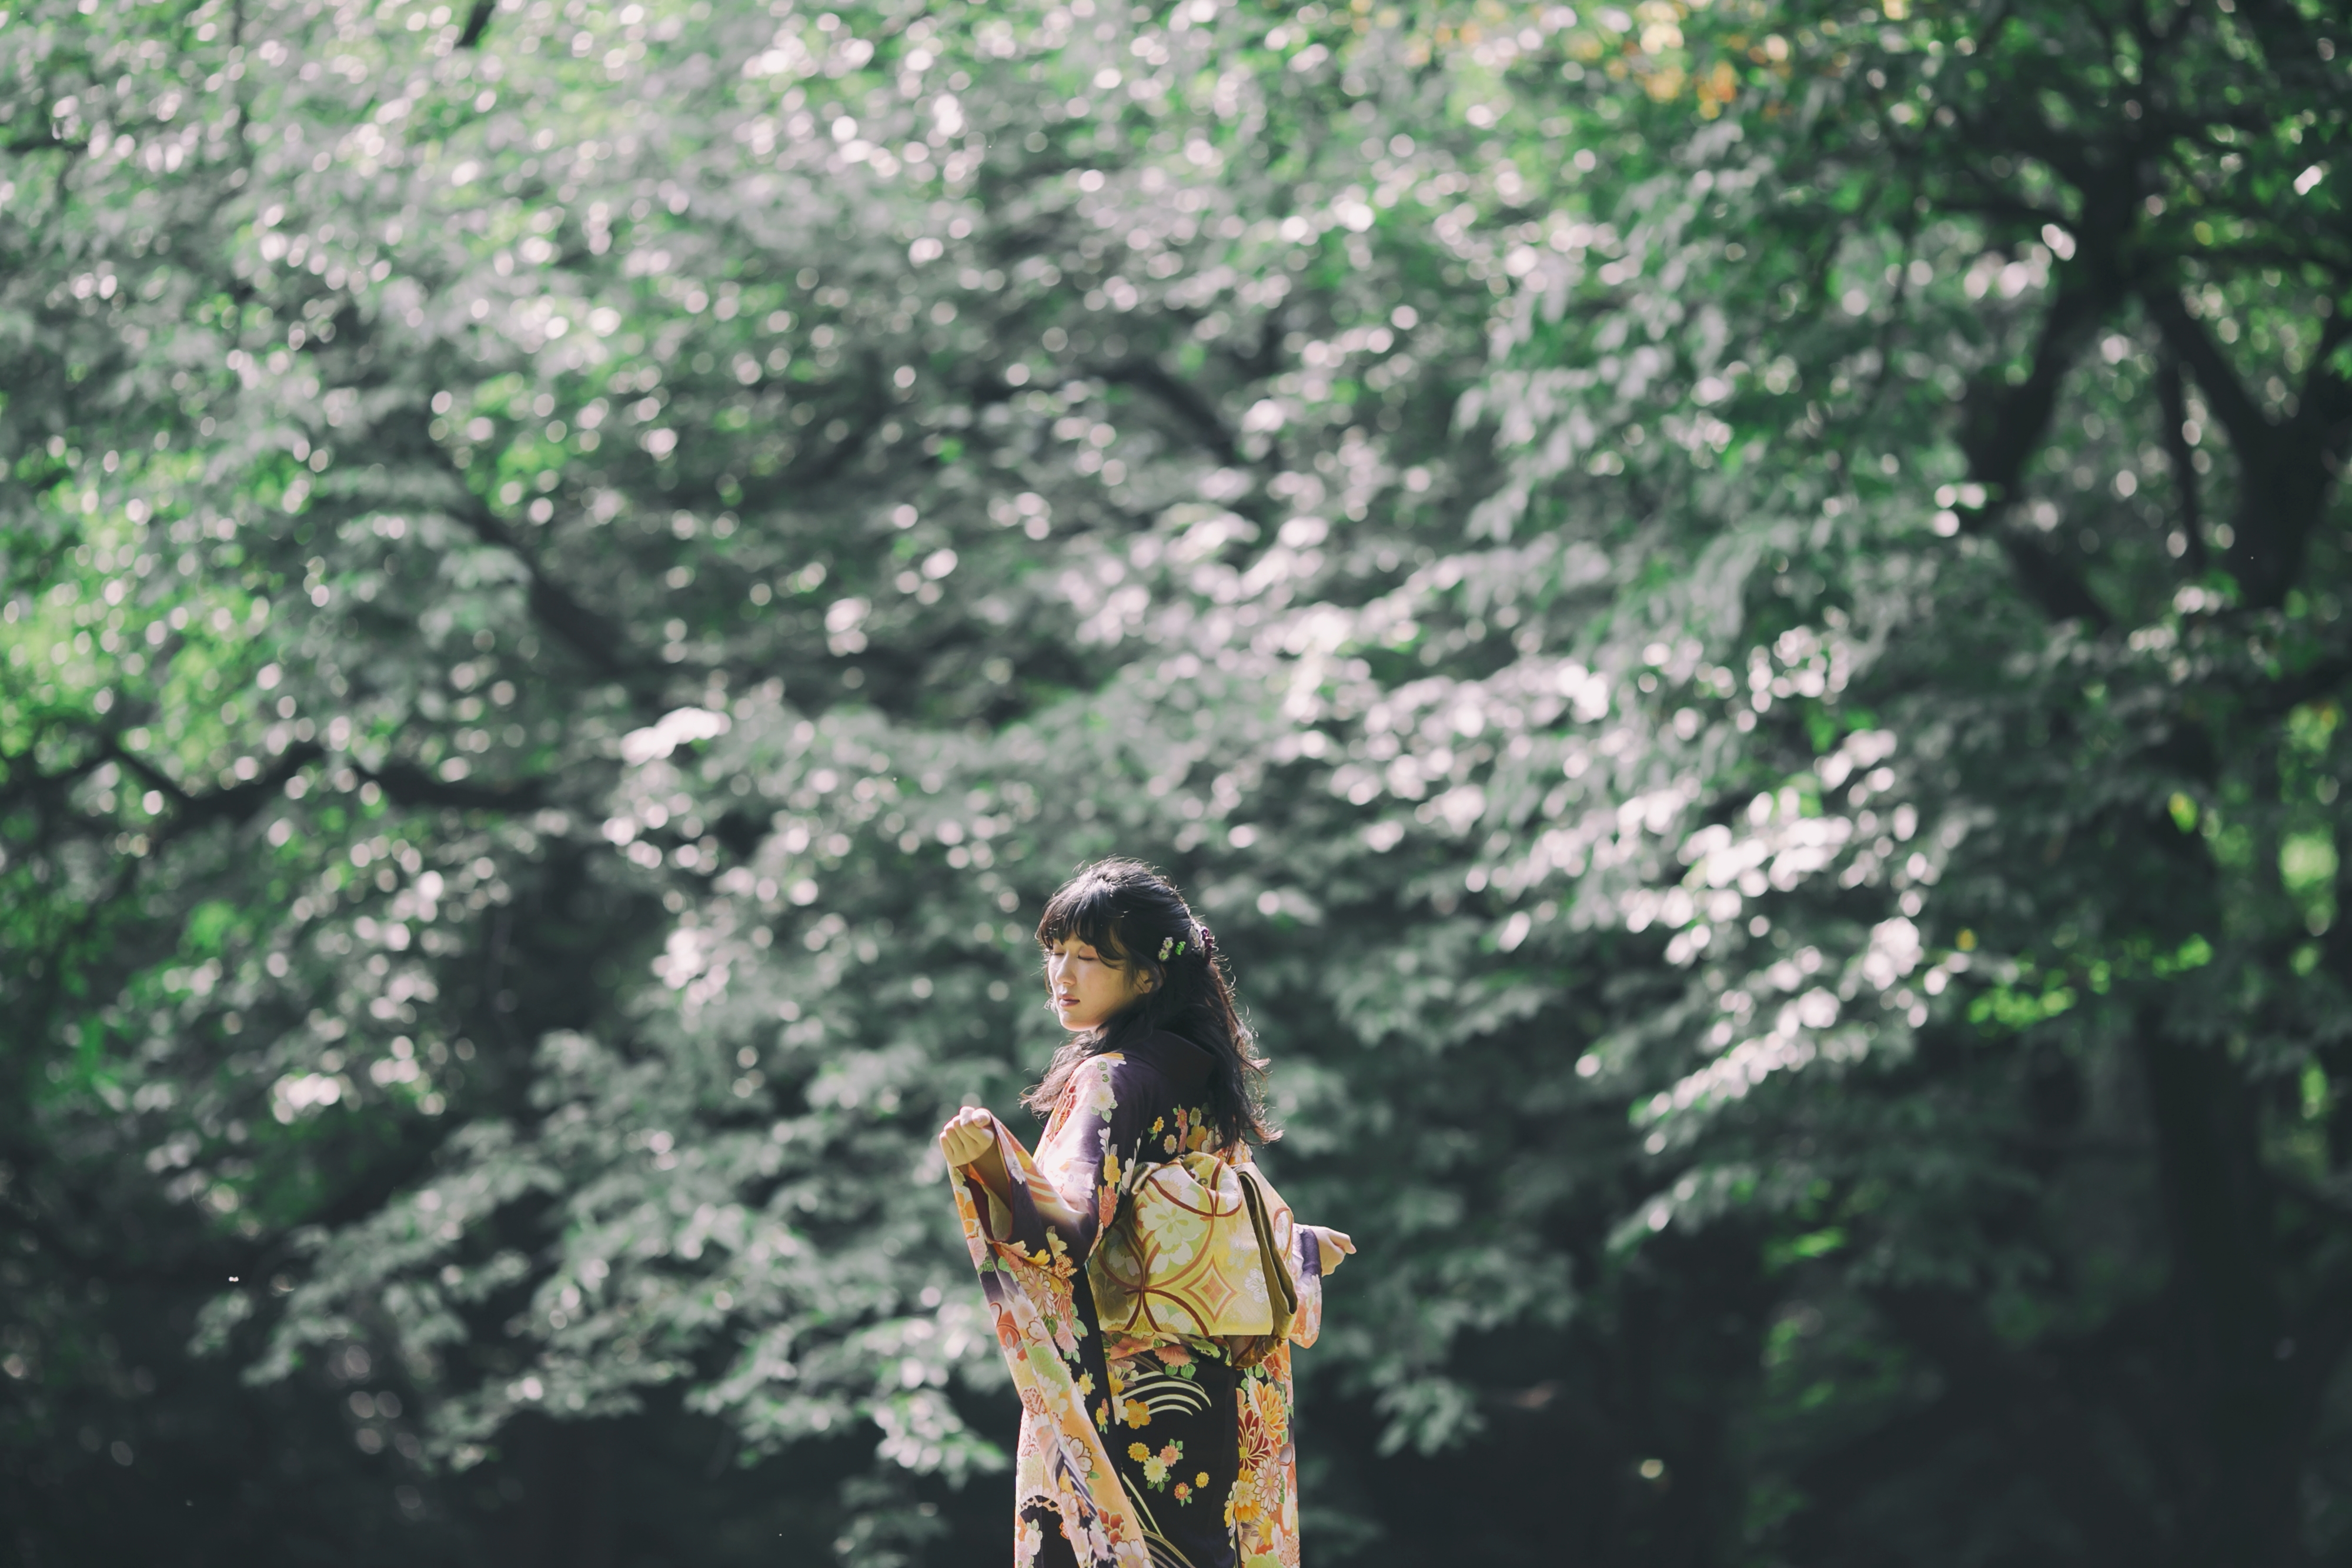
[4,0,2350,1561]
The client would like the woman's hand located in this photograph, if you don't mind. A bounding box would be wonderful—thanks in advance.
[1311,1227,1356,1273]
[938,1106,997,1169]
[940,1108,1012,1233]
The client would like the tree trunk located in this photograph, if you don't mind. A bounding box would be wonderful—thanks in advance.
[2136,1016,2304,1567]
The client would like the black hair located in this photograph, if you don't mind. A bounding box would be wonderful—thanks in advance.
[1022,858,1275,1150]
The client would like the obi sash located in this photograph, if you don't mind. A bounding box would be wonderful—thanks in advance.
[1087,1151,1301,1368]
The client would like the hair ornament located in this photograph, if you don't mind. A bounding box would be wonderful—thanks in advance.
[1157,934,1188,961]
[1196,922,1216,957]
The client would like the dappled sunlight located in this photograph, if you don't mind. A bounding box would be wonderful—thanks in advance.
[5,0,2351,1560]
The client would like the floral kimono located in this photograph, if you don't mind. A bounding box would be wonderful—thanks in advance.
[947,1030,1325,1568]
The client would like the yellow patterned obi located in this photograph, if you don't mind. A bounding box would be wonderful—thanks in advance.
[1088,1152,1300,1364]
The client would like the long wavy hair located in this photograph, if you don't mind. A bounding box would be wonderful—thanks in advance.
[1021,859,1275,1150]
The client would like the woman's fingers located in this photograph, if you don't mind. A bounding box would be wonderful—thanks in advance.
[938,1111,995,1167]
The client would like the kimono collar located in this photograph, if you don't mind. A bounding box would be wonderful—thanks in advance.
[1121,1029,1215,1094]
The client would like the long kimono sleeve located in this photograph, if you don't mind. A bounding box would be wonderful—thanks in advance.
[956,1054,1151,1278]
[945,1055,1164,1568]
[1286,1224,1325,1348]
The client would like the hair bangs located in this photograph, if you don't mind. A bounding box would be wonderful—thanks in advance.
[1034,873,1137,963]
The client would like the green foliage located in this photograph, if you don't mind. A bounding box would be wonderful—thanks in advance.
[4,0,2351,1562]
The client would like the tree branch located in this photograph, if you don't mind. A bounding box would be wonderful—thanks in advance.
[2224,647,2352,721]
[2143,283,2343,606]
[456,0,496,48]
[736,356,892,503]
[2139,286,2271,456]
[454,498,651,693]
[1952,230,2132,627]
[362,757,549,812]
[1094,356,1241,466]
[2154,350,2208,573]
[106,739,325,834]
[2296,310,2352,432]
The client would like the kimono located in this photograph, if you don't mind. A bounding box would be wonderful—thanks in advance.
[947,1031,1326,1568]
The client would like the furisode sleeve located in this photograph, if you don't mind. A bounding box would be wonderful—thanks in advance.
[944,1055,1167,1568]
[1286,1223,1324,1348]
[956,1052,1158,1276]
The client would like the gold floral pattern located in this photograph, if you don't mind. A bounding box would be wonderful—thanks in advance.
[948,1038,1326,1568]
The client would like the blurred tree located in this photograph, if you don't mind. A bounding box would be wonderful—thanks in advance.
[2,0,2348,1564]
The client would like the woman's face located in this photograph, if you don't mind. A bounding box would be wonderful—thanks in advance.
[1043,934,1152,1032]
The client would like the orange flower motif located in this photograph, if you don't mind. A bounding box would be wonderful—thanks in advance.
[1237,1385,1282,1470]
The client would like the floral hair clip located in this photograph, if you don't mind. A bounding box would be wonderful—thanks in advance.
[1156,925,1216,962]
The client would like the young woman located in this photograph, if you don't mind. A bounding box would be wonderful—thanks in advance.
[938,860,1353,1568]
